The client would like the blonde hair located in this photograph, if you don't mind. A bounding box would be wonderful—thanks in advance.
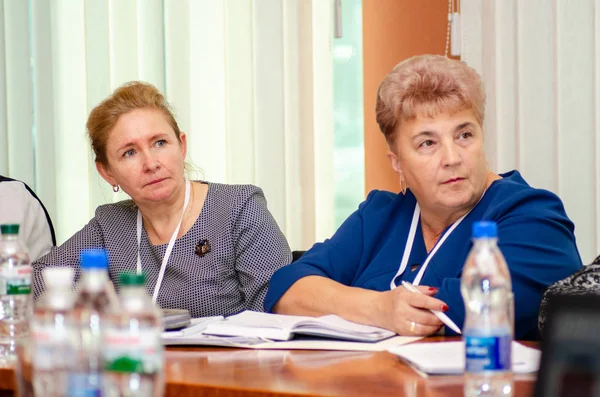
[376,55,486,146]
[87,81,182,166]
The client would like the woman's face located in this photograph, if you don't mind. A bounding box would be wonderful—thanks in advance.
[96,108,187,205]
[387,108,489,217]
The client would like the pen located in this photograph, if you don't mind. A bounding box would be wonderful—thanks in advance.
[401,281,462,334]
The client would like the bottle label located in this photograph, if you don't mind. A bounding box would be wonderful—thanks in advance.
[103,328,163,374]
[0,266,32,295]
[67,373,102,397]
[465,334,512,372]
[32,321,72,370]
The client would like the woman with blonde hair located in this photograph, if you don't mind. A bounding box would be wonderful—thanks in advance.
[33,81,291,317]
[266,55,581,340]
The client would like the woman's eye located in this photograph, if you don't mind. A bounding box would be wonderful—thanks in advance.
[123,149,135,158]
[156,139,167,147]
[419,140,435,148]
[459,131,472,140]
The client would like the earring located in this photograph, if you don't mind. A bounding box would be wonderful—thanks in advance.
[112,185,120,193]
[400,179,407,195]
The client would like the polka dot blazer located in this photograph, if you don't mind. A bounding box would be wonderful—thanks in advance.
[33,182,292,317]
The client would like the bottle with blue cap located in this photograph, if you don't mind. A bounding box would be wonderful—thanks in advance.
[461,221,514,397]
[67,248,119,396]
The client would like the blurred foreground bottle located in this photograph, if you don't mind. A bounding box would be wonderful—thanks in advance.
[31,267,75,396]
[0,224,32,367]
[103,272,164,397]
[68,249,119,397]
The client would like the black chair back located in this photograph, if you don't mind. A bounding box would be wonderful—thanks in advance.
[535,294,600,397]
[292,250,305,263]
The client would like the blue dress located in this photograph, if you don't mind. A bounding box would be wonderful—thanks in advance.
[265,171,582,340]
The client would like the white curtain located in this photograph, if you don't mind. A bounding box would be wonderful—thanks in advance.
[0,0,335,251]
[462,0,599,263]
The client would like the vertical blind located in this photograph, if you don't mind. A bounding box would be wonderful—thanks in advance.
[462,0,599,263]
[0,0,335,251]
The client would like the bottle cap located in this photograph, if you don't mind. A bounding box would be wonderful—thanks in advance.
[472,221,498,239]
[119,272,146,286]
[43,267,74,288]
[0,224,19,235]
[80,249,109,270]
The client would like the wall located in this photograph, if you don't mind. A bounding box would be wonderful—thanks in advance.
[362,1,453,194]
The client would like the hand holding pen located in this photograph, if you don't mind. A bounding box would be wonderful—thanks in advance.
[401,281,462,334]
[375,281,449,336]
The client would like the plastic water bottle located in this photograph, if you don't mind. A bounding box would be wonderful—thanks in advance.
[0,224,33,367]
[31,267,76,396]
[461,221,514,397]
[103,272,164,397]
[68,249,119,396]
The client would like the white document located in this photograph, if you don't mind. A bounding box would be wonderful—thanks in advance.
[161,316,225,338]
[202,311,396,342]
[388,341,541,375]
[163,333,422,351]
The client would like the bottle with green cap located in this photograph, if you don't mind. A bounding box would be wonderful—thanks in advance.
[102,271,164,396]
[0,223,33,366]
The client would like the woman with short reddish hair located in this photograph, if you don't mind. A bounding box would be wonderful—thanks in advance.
[266,55,582,340]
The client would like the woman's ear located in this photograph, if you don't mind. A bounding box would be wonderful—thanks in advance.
[386,150,403,175]
[179,131,188,159]
[96,161,117,187]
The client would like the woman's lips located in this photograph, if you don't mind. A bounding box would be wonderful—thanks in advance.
[443,177,464,184]
[147,178,166,186]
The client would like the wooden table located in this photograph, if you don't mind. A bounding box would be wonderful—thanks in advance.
[0,337,538,397]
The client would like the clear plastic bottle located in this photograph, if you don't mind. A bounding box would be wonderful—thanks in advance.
[68,249,119,397]
[103,272,164,397]
[0,224,33,367]
[31,267,76,396]
[461,221,514,397]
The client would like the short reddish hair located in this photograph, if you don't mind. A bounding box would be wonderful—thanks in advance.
[376,55,486,146]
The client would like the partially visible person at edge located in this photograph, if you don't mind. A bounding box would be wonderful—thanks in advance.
[264,54,582,340]
[33,81,292,317]
[0,176,56,261]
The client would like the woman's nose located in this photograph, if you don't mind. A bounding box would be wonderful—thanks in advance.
[142,152,160,171]
[442,142,461,167]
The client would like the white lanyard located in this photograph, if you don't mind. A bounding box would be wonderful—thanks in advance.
[389,200,478,289]
[136,180,191,303]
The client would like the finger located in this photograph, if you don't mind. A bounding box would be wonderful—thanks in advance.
[403,306,444,327]
[405,292,448,312]
[415,285,439,296]
[403,320,442,336]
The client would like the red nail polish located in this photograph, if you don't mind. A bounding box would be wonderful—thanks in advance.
[428,287,438,292]
[442,304,449,312]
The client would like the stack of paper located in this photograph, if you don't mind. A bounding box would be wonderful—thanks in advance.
[388,341,541,375]
[163,332,422,351]
[161,311,421,351]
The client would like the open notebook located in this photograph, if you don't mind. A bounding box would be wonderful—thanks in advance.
[201,311,395,342]
[161,311,412,350]
[388,341,541,375]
